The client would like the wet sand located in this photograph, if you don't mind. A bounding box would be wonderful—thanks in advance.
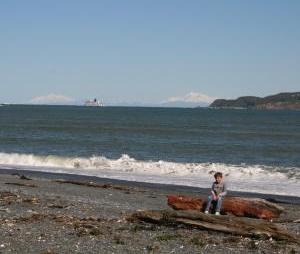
[0,168,299,253]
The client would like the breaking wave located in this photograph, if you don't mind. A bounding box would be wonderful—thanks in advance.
[0,152,299,197]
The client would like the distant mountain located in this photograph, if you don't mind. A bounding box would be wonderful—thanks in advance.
[210,92,300,110]
[162,92,215,108]
[161,101,209,108]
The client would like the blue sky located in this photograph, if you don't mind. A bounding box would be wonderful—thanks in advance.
[0,1,299,105]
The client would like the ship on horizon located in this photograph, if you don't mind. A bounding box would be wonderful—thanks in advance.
[84,98,104,107]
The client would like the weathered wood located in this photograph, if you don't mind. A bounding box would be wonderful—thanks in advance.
[54,179,132,191]
[5,182,37,188]
[167,195,284,220]
[129,210,299,243]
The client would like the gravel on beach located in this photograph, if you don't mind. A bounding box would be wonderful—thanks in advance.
[0,170,299,254]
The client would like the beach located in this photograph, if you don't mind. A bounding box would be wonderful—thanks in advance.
[2,1,300,252]
[0,106,300,253]
[0,169,299,254]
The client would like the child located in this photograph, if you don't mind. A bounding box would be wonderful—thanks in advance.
[204,172,227,215]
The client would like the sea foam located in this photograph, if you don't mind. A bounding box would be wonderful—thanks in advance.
[0,152,299,197]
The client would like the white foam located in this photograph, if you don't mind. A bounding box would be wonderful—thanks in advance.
[0,152,299,197]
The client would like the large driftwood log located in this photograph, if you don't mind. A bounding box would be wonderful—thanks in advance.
[167,195,284,220]
[129,210,299,243]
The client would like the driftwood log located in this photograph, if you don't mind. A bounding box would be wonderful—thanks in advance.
[167,195,284,220]
[4,182,37,188]
[129,210,299,243]
[54,179,133,191]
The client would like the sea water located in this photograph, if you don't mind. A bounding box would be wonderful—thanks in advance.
[0,105,299,196]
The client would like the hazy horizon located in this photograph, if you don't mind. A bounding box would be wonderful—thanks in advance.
[2,90,300,108]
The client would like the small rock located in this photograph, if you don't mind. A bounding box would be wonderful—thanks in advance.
[0,208,10,213]
[20,175,32,180]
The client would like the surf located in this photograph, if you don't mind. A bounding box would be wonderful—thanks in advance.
[0,152,299,197]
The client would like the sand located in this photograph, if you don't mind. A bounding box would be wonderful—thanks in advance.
[0,168,299,254]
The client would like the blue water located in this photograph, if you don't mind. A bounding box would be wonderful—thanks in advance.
[0,105,299,196]
[0,105,299,166]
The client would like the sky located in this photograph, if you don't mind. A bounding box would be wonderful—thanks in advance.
[0,0,299,105]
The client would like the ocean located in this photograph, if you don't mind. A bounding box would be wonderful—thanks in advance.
[0,105,299,196]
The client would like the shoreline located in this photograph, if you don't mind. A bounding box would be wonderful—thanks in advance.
[1,167,300,205]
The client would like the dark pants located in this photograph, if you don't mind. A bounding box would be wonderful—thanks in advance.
[205,195,224,213]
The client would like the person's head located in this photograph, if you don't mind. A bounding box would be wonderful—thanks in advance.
[214,172,223,183]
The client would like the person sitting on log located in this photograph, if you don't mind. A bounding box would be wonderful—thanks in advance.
[204,172,227,215]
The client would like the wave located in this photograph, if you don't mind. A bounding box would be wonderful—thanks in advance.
[0,152,299,196]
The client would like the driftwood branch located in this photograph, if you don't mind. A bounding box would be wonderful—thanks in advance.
[54,179,134,192]
[5,182,37,188]
[129,210,299,243]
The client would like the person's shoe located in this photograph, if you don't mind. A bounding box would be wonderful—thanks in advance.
[215,212,220,216]
[204,210,209,214]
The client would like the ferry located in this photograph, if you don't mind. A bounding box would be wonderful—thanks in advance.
[84,98,104,107]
